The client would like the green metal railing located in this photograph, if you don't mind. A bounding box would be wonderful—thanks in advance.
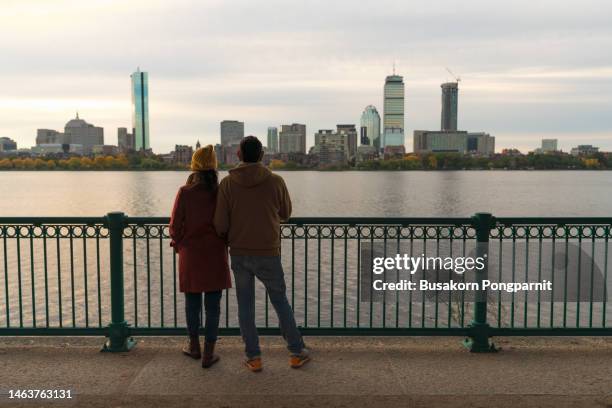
[0,213,609,352]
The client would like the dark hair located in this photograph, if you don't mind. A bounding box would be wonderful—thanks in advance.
[240,136,263,163]
[186,169,218,191]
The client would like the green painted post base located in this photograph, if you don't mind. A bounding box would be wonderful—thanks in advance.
[101,321,136,352]
[463,323,498,353]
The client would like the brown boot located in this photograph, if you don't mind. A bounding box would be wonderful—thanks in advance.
[182,335,201,359]
[202,341,220,368]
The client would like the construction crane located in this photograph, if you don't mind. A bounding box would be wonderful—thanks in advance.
[445,67,461,84]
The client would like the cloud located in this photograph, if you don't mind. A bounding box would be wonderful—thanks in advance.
[0,0,611,152]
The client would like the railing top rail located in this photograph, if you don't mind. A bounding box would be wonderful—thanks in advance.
[495,217,612,225]
[0,215,611,226]
[0,216,107,224]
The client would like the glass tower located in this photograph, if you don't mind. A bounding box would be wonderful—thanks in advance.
[360,105,381,149]
[131,69,150,151]
[383,74,404,148]
[267,127,278,153]
[441,82,458,131]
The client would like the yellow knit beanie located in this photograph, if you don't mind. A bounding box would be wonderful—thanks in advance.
[190,145,217,171]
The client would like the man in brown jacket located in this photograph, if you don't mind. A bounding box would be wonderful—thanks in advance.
[214,136,309,372]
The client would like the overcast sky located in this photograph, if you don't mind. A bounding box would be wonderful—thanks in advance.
[1,0,611,153]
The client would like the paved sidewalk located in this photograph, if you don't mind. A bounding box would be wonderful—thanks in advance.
[0,336,610,407]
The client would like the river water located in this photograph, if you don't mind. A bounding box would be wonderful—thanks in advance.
[0,171,610,331]
[0,170,611,217]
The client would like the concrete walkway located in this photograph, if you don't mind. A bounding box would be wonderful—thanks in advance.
[0,336,610,407]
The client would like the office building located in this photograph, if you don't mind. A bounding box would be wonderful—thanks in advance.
[383,145,406,159]
[131,68,150,151]
[541,139,558,153]
[383,74,404,148]
[441,82,458,131]
[0,137,17,152]
[92,145,119,156]
[360,105,381,149]
[31,144,83,156]
[36,114,103,154]
[571,145,599,156]
[279,123,306,154]
[383,128,405,149]
[221,143,241,165]
[357,145,378,162]
[174,145,193,165]
[117,127,135,152]
[312,129,349,166]
[267,127,279,153]
[63,113,104,154]
[220,120,244,146]
[336,124,358,158]
[36,129,66,145]
[413,130,495,156]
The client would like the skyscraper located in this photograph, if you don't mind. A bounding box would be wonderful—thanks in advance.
[383,74,405,148]
[336,124,358,159]
[267,127,278,153]
[360,105,381,149]
[131,69,150,151]
[279,124,306,154]
[441,82,458,131]
[220,120,244,146]
[117,127,135,152]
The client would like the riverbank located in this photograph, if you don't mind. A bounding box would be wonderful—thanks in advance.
[1,336,610,407]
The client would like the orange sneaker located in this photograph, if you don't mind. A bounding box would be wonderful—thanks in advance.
[244,357,263,372]
[289,349,311,369]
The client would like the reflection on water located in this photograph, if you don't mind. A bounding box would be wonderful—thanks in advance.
[1,170,612,217]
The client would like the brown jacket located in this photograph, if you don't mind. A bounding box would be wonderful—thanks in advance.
[213,162,291,256]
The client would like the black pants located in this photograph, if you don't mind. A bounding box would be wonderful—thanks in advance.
[185,291,222,342]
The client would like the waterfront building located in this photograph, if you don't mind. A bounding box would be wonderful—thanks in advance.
[220,120,244,146]
[360,105,381,149]
[174,145,193,165]
[31,144,83,156]
[541,139,558,153]
[222,143,241,165]
[267,127,279,153]
[382,127,405,149]
[571,144,599,156]
[279,123,306,154]
[413,130,495,156]
[196,140,201,149]
[357,145,378,162]
[117,127,135,152]
[383,74,404,148]
[63,114,104,154]
[92,145,119,156]
[0,137,17,151]
[441,82,459,131]
[383,145,406,159]
[131,69,150,151]
[312,129,349,166]
[337,124,358,158]
[36,129,66,145]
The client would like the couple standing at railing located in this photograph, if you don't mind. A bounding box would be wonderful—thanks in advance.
[169,136,310,372]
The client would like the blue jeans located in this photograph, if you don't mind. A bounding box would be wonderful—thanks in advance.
[184,291,222,342]
[231,255,304,359]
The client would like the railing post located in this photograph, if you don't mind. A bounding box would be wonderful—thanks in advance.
[464,212,497,352]
[102,212,135,352]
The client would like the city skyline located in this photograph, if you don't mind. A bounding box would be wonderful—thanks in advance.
[1,0,611,153]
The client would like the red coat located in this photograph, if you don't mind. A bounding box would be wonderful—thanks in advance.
[169,183,231,293]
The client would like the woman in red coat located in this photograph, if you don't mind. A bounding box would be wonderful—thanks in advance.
[169,145,231,368]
